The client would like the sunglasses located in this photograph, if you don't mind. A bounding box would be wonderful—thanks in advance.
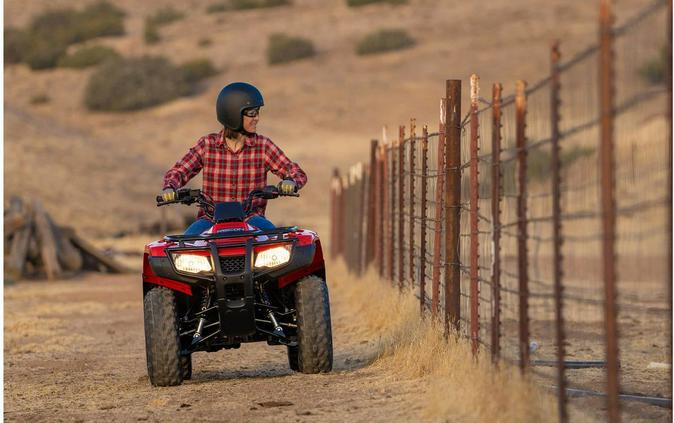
[242,108,260,118]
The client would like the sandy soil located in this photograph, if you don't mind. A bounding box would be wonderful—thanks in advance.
[4,270,430,422]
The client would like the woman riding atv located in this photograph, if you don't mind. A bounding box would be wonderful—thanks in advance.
[161,82,307,234]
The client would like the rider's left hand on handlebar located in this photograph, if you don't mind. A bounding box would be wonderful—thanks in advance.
[278,179,297,195]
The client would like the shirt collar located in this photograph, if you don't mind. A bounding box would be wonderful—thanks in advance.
[216,130,256,148]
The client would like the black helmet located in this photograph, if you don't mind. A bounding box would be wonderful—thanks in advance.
[216,82,264,131]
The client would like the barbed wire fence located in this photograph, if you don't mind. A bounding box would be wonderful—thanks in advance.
[330,1,671,422]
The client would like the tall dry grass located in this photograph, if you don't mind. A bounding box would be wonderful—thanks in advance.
[327,259,595,423]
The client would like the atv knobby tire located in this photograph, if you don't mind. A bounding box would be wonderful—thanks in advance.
[181,354,192,380]
[144,286,184,386]
[292,275,333,373]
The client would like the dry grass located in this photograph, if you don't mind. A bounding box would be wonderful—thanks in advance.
[326,259,578,422]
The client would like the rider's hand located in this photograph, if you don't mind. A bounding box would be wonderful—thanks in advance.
[278,179,297,195]
[161,188,176,202]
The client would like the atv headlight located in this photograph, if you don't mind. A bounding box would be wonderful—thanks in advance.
[173,253,213,274]
[254,245,291,269]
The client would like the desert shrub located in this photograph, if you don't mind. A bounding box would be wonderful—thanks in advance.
[207,0,289,12]
[267,33,315,65]
[639,45,668,85]
[4,28,30,64]
[10,2,125,69]
[85,56,189,111]
[30,94,50,105]
[180,58,218,84]
[146,6,185,26]
[57,45,120,68]
[356,29,414,55]
[347,0,406,6]
[144,23,161,44]
[198,37,213,47]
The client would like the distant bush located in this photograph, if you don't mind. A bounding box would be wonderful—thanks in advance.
[85,56,189,111]
[57,45,120,68]
[179,58,219,84]
[147,6,185,26]
[356,29,415,55]
[8,2,125,69]
[267,33,315,65]
[347,0,406,6]
[4,28,30,64]
[30,94,50,105]
[639,45,668,85]
[198,37,213,47]
[207,0,290,12]
[144,23,161,44]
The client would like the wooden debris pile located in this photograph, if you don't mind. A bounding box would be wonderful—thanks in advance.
[4,196,130,280]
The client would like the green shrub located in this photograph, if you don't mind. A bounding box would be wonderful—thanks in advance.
[30,94,50,105]
[356,29,415,55]
[639,45,668,85]
[267,33,315,65]
[23,36,69,69]
[4,28,30,64]
[206,3,228,13]
[144,22,161,44]
[180,58,218,84]
[57,45,120,68]
[230,0,290,9]
[146,6,185,26]
[198,37,213,47]
[347,0,406,6]
[85,56,189,111]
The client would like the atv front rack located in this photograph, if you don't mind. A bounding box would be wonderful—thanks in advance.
[163,225,299,246]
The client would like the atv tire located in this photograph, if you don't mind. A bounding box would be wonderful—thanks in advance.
[144,286,184,386]
[181,354,192,380]
[293,275,333,373]
[287,345,299,371]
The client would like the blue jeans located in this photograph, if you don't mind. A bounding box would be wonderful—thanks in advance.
[184,216,275,235]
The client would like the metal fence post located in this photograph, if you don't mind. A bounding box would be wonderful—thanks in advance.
[515,80,530,371]
[388,142,396,284]
[551,41,568,423]
[491,83,503,363]
[420,125,429,314]
[358,163,367,275]
[377,143,386,277]
[409,119,417,290]
[445,79,462,335]
[398,126,406,290]
[599,0,620,420]
[432,99,447,319]
[469,74,480,355]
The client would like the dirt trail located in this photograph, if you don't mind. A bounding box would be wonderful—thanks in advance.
[4,271,428,422]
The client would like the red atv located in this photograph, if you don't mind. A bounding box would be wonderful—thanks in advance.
[142,186,332,386]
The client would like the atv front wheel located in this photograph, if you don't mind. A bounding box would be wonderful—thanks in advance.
[144,286,184,386]
[181,354,192,380]
[293,275,333,373]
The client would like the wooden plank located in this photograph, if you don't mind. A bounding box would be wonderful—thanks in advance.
[4,214,27,238]
[33,200,62,280]
[5,207,33,280]
[64,228,131,274]
[45,214,82,271]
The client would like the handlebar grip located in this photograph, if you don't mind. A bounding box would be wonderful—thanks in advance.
[156,195,163,203]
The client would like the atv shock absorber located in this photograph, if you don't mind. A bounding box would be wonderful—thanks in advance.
[258,285,285,338]
[193,287,211,343]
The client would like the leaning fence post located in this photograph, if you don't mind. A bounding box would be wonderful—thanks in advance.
[551,41,568,423]
[432,99,447,319]
[398,126,406,291]
[420,125,429,314]
[515,80,530,372]
[445,79,462,335]
[599,0,620,420]
[469,74,480,356]
[491,82,503,363]
[409,119,417,290]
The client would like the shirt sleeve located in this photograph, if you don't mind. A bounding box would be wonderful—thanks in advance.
[263,138,308,189]
[163,137,207,190]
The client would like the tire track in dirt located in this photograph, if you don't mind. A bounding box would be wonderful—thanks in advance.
[4,271,428,422]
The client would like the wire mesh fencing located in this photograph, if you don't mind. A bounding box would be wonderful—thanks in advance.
[330,1,671,422]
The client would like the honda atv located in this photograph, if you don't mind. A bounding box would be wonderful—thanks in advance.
[142,186,332,386]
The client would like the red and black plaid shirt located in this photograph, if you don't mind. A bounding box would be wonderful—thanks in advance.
[163,130,307,217]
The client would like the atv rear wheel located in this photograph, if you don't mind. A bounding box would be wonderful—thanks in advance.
[144,286,184,386]
[293,275,333,373]
[287,345,299,371]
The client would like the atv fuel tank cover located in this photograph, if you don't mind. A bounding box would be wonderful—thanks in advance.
[214,202,245,222]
